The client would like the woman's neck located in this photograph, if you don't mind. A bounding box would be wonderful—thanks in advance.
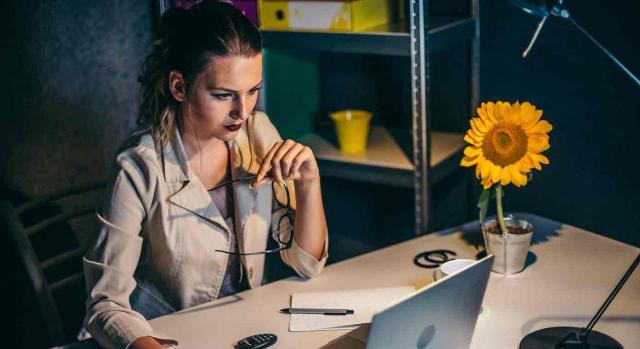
[180,123,230,188]
[179,120,227,161]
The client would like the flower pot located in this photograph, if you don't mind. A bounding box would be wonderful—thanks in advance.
[481,216,534,275]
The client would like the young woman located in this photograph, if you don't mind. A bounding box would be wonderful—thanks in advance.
[82,1,328,348]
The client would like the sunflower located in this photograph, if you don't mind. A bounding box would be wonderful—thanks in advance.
[460,101,552,189]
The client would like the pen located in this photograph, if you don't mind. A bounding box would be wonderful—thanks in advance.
[280,308,354,315]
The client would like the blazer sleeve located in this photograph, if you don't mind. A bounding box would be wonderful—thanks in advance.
[251,112,329,278]
[82,149,178,349]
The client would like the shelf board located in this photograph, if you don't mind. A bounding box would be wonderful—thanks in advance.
[262,16,476,56]
[429,131,467,184]
[430,131,466,168]
[298,127,465,187]
[301,126,414,171]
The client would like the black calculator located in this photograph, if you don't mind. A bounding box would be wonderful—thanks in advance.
[234,333,277,349]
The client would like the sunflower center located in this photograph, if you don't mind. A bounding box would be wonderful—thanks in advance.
[482,123,528,166]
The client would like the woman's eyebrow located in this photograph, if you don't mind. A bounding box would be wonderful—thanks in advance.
[207,81,264,92]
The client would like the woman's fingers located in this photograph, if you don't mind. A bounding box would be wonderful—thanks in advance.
[251,140,314,188]
[289,146,313,180]
[270,139,297,184]
[252,141,282,188]
[251,177,271,188]
[281,142,305,179]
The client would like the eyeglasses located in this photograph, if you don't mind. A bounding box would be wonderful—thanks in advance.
[208,175,293,256]
[413,249,458,268]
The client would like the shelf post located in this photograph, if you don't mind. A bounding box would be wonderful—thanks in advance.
[410,0,431,235]
[468,0,481,221]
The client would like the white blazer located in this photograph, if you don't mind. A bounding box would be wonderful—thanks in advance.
[82,112,328,348]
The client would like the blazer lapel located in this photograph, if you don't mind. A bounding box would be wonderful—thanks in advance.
[162,127,230,235]
[167,179,230,234]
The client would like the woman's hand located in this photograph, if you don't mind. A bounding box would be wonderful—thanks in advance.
[129,336,166,349]
[251,139,319,189]
[252,139,327,261]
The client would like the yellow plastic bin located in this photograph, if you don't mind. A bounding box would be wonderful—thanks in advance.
[329,109,372,154]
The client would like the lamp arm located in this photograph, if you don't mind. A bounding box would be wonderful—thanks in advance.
[567,17,640,87]
[522,16,547,58]
[553,253,639,348]
[584,253,640,335]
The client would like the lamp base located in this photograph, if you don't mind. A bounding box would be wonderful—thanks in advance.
[520,327,623,349]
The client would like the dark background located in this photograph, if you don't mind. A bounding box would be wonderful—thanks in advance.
[1,0,638,347]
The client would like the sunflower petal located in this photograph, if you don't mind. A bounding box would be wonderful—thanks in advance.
[527,120,553,134]
[482,176,493,189]
[480,160,492,180]
[471,118,488,133]
[518,160,532,173]
[520,171,528,186]
[521,154,534,170]
[527,154,542,170]
[491,164,502,184]
[460,155,479,167]
[469,119,480,134]
[528,136,550,153]
[512,101,521,111]
[485,102,497,122]
[520,102,535,118]
[464,133,481,146]
[496,102,511,121]
[531,153,550,165]
[509,165,522,186]
[510,102,522,124]
[468,128,484,140]
[464,146,482,157]
[523,107,543,127]
[477,107,490,122]
[500,166,511,186]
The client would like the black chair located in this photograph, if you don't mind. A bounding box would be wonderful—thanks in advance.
[1,182,106,347]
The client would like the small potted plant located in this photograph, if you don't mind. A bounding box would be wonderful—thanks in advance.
[460,101,552,274]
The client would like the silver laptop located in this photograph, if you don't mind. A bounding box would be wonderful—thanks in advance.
[322,254,494,349]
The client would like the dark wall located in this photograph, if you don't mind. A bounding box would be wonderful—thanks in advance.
[480,1,640,247]
[0,1,152,196]
[1,1,153,347]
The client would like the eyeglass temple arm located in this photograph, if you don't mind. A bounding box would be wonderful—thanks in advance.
[209,174,277,191]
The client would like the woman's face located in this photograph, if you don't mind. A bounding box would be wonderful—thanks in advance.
[179,53,263,142]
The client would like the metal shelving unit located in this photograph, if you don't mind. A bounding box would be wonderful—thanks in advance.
[262,0,479,235]
[262,16,475,56]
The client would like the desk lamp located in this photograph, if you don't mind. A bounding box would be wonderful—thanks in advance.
[509,1,640,348]
[511,0,640,87]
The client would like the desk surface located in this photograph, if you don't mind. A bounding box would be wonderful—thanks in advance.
[67,214,640,348]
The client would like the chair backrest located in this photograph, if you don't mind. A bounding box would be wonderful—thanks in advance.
[1,182,106,346]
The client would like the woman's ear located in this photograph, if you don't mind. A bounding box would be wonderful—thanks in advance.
[169,70,187,101]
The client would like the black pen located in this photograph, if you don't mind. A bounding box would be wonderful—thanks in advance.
[280,308,354,315]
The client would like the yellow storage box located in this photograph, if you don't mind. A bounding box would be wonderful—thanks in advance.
[259,0,395,32]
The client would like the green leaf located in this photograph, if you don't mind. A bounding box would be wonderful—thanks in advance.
[477,188,490,223]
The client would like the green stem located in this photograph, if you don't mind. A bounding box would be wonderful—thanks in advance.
[496,184,508,234]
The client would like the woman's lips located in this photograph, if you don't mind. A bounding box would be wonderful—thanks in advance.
[224,124,242,131]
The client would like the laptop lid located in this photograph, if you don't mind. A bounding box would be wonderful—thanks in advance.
[365,254,494,349]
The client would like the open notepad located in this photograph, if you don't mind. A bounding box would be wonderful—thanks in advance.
[288,286,415,332]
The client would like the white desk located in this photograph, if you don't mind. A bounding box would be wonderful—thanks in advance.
[67,214,640,348]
